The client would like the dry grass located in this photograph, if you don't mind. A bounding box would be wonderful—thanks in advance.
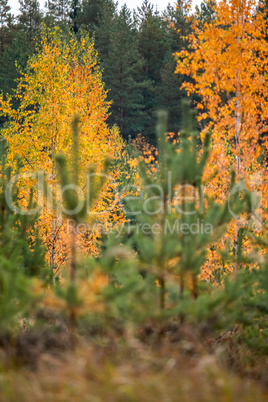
[0,332,267,402]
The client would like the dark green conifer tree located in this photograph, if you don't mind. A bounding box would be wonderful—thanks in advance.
[0,0,16,105]
[135,1,168,142]
[0,140,48,327]
[70,0,80,33]
[0,27,34,105]
[158,1,194,134]
[18,0,43,35]
[0,0,13,55]
[44,0,70,26]
[102,5,144,139]
[77,0,115,34]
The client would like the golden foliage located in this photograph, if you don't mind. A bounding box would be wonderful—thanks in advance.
[0,27,126,272]
[175,0,268,277]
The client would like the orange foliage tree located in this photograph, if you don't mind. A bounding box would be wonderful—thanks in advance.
[0,27,126,275]
[175,0,268,277]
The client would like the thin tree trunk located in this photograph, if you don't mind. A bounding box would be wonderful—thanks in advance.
[159,276,165,310]
[50,215,56,274]
[234,76,242,271]
[69,226,77,349]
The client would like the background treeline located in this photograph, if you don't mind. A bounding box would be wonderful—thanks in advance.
[0,0,214,142]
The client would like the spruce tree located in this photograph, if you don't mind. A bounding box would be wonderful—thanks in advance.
[0,0,13,55]
[156,55,183,135]
[158,1,195,134]
[0,0,15,103]
[77,0,115,34]
[70,0,80,33]
[18,0,43,35]
[135,1,170,142]
[44,0,71,27]
[0,28,35,107]
[102,5,144,139]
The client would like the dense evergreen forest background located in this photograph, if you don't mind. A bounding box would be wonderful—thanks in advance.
[0,0,216,142]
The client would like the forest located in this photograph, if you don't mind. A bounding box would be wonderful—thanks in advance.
[0,0,267,400]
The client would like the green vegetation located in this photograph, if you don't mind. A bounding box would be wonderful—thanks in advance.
[0,103,267,400]
[0,0,194,142]
[0,1,267,400]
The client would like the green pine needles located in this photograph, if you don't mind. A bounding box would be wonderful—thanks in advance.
[109,101,251,313]
[0,139,48,328]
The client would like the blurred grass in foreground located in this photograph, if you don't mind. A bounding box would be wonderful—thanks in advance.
[0,339,267,402]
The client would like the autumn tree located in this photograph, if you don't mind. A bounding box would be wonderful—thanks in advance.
[176,0,267,190]
[175,0,268,274]
[195,0,217,26]
[0,27,125,276]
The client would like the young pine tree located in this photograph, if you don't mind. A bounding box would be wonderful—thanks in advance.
[0,140,48,328]
[120,102,251,311]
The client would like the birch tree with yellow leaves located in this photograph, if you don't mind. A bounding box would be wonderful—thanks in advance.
[176,0,268,276]
[0,27,125,275]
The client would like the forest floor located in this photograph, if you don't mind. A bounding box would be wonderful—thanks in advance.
[0,322,267,402]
